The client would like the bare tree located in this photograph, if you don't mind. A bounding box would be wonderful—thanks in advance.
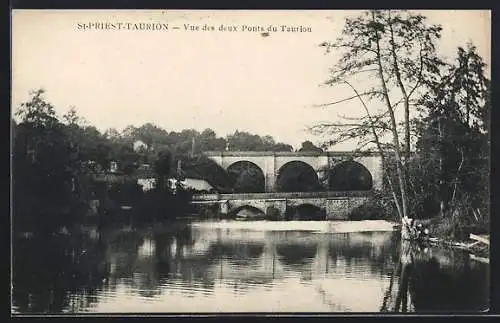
[312,10,443,238]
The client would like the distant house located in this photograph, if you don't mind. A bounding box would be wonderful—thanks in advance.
[109,161,119,173]
[135,164,156,191]
[180,178,215,193]
[138,178,156,192]
[83,160,104,173]
[133,140,148,152]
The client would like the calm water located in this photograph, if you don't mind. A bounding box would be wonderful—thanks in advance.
[12,220,489,314]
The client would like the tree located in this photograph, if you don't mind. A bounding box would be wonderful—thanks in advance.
[227,130,265,151]
[313,10,444,238]
[13,89,83,232]
[414,44,490,224]
[154,150,172,191]
[298,140,323,153]
[178,155,233,191]
[272,143,294,152]
[226,130,294,152]
[134,123,169,151]
[198,128,227,152]
[104,128,121,141]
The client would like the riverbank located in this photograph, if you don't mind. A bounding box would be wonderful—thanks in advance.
[421,215,490,260]
[427,235,490,260]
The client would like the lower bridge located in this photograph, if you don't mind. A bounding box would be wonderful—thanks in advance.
[190,191,373,220]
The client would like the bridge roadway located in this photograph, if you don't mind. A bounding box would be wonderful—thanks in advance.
[190,191,373,220]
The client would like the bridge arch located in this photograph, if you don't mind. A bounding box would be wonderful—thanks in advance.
[227,161,266,193]
[328,160,373,191]
[286,203,326,221]
[228,205,266,220]
[276,161,321,193]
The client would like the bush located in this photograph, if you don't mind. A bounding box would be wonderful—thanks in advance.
[430,204,490,241]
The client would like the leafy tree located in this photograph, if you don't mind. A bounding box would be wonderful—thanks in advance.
[15,89,59,127]
[227,130,264,151]
[272,143,294,152]
[118,146,141,175]
[413,44,490,225]
[298,140,323,153]
[104,128,121,141]
[197,128,227,152]
[226,130,294,152]
[154,150,172,190]
[13,89,83,232]
[134,123,169,151]
[177,155,233,191]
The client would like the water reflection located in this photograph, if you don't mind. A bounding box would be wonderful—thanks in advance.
[12,221,489,313]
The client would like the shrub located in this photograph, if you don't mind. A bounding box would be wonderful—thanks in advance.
[430,201,490,241]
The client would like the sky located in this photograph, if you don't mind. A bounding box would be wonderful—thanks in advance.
[11,10,491,150]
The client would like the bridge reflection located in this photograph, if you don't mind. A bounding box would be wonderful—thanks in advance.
[12,223,489,313]
[158,228,399,286]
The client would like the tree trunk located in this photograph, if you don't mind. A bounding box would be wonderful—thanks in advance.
[395,240,413,311]
[344,81,403,218]
[388,13,411,162]
[437,116,447,217]
[372,12,410,228]
[451,147,465,204]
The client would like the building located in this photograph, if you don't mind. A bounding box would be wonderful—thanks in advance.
[133,140,148,152]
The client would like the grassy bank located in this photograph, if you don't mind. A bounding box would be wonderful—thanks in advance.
[426,210,489,241]
[421,210,490,258]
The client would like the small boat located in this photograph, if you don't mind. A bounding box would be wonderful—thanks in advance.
[470,254,489,264]
[470,233,489,246]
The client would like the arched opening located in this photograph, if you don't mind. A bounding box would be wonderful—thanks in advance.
[227,161,265,193]
[286,204,326,221]
[229,205,266,220]
[276,161,321,192]
[328,161,373,191]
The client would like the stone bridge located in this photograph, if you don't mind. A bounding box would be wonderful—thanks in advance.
[191,191,372,220]
[204,151,383,193]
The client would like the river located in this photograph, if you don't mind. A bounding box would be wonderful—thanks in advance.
[12,220,489,314]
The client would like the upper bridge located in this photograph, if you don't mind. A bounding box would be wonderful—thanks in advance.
[203,151,383,193]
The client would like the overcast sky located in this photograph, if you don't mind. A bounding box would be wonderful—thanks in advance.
[11,10,491,150]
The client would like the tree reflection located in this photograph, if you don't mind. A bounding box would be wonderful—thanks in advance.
[12,233,110,313]
[276,244,318,267]
[210,243,265,265]
[380,240,489,313]
[13,224,489,313]
[327,232,397,276]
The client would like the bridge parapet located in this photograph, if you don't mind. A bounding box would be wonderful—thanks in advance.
[192,191,373,201]
[203,151,383,157]
[190,192,374,221]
